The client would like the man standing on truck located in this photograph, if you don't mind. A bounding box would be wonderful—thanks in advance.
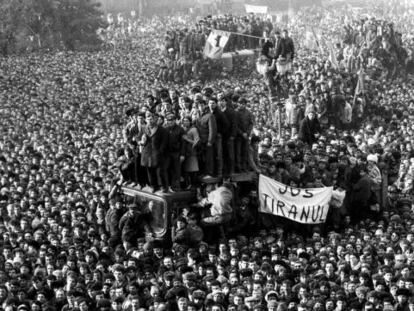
[235,97,254,172]
[164,113,185,192]
[218,93,237,177]
[196,100,217,178]
[139,111,168,193]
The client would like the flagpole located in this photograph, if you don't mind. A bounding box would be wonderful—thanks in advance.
[353,69,364,107]
[208,27,264,39]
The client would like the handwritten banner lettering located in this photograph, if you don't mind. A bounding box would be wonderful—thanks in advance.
[259,175,333,224]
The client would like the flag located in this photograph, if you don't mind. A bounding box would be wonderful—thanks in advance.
[353,69,366,105]
[326,40,339,69]
[107,14,114,24]
[117,13,124,24]
[305,30,317,50]
[354,69,365,96]
[311,27,324,55]
[203,30,230,59]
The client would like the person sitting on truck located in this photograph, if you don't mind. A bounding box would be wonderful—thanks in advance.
[138,111,169,193]
[200,182,233,226]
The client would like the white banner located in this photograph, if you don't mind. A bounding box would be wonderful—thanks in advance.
[245,4,268,14]
[203,30,230,59]
[259,175,333,224]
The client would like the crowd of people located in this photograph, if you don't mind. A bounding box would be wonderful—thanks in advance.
[100,12,276,83]
[0,2,414,311]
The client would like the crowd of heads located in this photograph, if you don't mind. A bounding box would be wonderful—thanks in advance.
[0,2,413,311]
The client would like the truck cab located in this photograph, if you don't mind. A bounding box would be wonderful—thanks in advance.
[121,187,197,242]
[120,172,258,243]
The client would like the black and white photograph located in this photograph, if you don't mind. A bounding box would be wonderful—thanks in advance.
[1,0,414,310]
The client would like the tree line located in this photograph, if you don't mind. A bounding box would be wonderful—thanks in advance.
[0,0,106,55]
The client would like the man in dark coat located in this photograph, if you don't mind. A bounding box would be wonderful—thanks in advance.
[298,106,322,145]
[105,199,123,248]
[235,97,254,172]
[139,111,168,192]
[347,164,373,224]
[119,203,151,243]
[331,89,346,130]
[275,29,295,62]
[164,113,185,192]
[260,31,274,60]
[122,110,146,185]
[219,94,237,176]
[196,100,217,177]
[171,216,192,247]
[208,97,229,177]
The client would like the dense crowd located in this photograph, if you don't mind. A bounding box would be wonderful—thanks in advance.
[0,2,414,311]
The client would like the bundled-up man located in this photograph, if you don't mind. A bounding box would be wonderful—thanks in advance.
[235,97,254,172]
[164,113,185,192]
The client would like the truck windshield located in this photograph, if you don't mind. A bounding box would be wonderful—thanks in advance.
[123,194,166,236]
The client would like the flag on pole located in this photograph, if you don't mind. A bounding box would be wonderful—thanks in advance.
[353,69,366,105]
[354,69,365,95]
[305,30,318,50]
[203,29,230,59]
[117,13,124,24]
[107,14,114,24]
[311,27,324,55]
[326,40,339,69]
